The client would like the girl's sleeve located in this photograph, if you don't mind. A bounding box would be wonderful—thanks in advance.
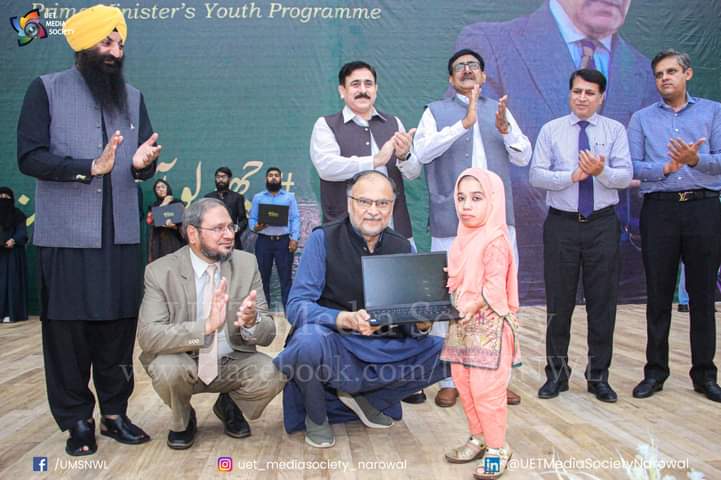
[482,237,512,316]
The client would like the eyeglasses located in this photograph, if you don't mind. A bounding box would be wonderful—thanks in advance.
[195,224,239,236]
[348,196,394,211]
[453,61,481,73]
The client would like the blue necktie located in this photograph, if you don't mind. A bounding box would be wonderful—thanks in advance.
[577,120,594,217]
[580,39,597,70]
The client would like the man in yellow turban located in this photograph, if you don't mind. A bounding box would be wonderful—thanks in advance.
[17,4,160,456]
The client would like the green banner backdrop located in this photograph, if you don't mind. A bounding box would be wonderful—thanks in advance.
[2,0,720,313]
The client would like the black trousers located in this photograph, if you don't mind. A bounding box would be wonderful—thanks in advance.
[640,195,720,385]
[543,208,620,383]
[41,317,137,431]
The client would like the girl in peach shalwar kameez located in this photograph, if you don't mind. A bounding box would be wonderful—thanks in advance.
[441,168,520,480]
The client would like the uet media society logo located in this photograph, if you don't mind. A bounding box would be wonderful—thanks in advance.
[10,9,47,46]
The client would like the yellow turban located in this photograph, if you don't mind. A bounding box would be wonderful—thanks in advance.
[64,4,127,52]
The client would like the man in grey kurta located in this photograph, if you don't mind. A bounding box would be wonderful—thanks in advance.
[17,5,160,456]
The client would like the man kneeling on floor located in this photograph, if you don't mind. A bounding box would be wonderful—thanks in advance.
[137,198,286,449]
[273,170,450,448]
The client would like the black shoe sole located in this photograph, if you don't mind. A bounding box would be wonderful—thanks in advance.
[213,401,251,439]
[166,439,195,450]
[538,383,569,399]
[100,429,151,445]
[587,385,618,403]
[632,383,663,399]
[693,386,721,402]
[401,393,427,405]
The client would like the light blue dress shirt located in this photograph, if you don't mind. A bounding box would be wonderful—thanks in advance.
[628,95,721,194]
[530,112,633,212]
[248,189,301,240]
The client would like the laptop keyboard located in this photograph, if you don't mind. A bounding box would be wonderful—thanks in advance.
[369,304,458,323]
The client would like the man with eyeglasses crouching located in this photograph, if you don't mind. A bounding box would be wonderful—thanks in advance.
[273,171,450,448]
[137,198,286,449]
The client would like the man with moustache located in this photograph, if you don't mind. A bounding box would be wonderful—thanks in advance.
[310,60,420,242]
[629,50,721,402]
[530,69,632,402]
[205,166,248,250]
[248,166,301,311]
[137,198,285,449]
[273,171,449,448]
[454,0,658,305]
[410,49,532,408]
[17,5,159,456]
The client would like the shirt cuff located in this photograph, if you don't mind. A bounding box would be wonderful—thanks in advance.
[502,129,524,151]
[239,312,262,339]
[359,155,375,172]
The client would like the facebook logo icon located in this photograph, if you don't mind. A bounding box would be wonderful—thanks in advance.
[32,457,48,472]
[483,456,500,474]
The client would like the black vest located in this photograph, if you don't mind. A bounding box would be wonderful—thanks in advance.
[322,110,413,238]
[319,218,410,312]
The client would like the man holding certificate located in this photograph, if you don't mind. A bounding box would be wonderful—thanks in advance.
[249,167,301,311]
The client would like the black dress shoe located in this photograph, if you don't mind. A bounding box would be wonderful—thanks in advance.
[677,304,689,313]
[167,408,197,450]
[402,390,427,404]
[213,393,251,438]
[693,381,721,402]
[66,419,97,456]
[100,415,151,445]
[587,382,618,403]
[632,378,664,398]
[538,379,569,399]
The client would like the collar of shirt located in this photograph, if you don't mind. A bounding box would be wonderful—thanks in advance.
[188,247,220,282]
[342,105,385,126]
[260,189,287,200]
[657,93,697,112]
[568,111,601,127]
[549,0,612,52]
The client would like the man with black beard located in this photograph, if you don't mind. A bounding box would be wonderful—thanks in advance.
[204,166,248,249]
[17,5,159,456]
[137,198,285,449]
[248,167,301,311]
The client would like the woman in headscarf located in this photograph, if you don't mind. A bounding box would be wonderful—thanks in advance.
[0,187,29,323]
[146,179,184,262]
[441,169,520,479]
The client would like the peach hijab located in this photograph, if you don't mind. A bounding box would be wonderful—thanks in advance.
[446,168,519,316]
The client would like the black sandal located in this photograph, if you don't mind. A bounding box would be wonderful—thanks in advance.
[65,418,97,456]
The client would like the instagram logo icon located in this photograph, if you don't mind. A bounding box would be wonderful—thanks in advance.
[217,456,233,472]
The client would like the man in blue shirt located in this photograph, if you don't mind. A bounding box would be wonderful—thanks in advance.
[248,167,300,311]
[272,171,448,448]
[530,69,632,403]
[628,50,721,403]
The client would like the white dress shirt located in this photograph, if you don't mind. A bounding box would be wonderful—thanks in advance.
[310,105,422,182]
[189,249,257,358]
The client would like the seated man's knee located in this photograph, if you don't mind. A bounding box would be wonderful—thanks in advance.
[290,324,335,363]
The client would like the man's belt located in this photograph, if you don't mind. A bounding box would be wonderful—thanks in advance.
[548,205,615,223]
[261,234,289,241]
[644,189,720,202]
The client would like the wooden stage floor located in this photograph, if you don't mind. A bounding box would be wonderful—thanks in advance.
[1,305,719,479]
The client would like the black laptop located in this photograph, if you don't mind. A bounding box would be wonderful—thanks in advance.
[151,203,184,227]
[258,203,289,226]
[362,252,461,326]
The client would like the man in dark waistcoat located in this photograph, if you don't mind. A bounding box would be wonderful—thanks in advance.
[17,5,159,456]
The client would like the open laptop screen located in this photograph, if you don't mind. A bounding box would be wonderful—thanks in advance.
[362,252,450,308]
